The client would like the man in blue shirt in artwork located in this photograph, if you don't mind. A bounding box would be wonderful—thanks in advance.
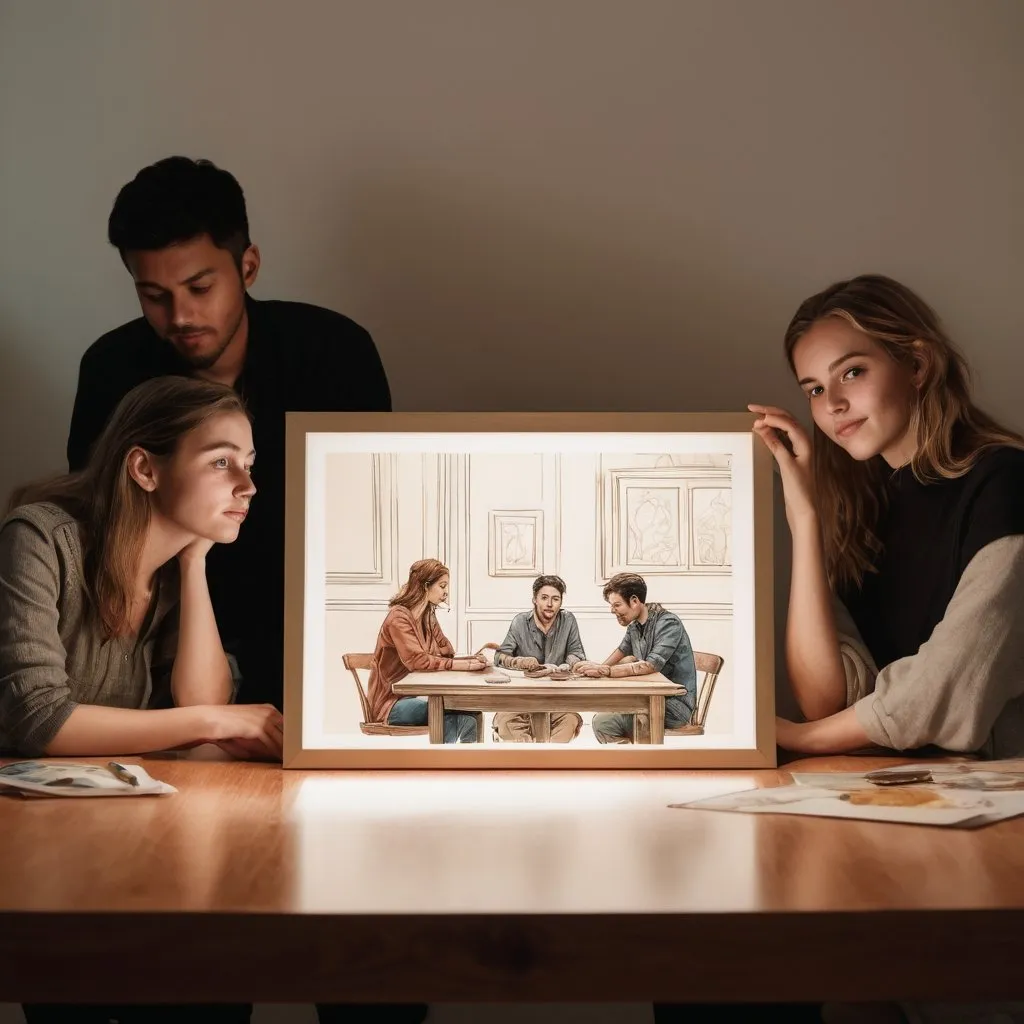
[491,574,587,743]
[573,572,696,742]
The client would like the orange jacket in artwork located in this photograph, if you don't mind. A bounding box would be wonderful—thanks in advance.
[366,605,456,723]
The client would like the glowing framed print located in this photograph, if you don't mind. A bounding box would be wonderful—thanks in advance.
[283,413,775,769]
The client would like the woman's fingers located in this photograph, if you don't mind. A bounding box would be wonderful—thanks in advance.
[748,402,795,416]
[217,738,258,761]
[240,733,281,761]
[751,422,793,462]
[749,404,800,430]
[750,407,811,459]
[218,728,282,762]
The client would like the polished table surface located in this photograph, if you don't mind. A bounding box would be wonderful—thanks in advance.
[2,750,1024,1003]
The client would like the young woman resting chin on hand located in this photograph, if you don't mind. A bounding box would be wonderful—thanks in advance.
[0,376,283,761]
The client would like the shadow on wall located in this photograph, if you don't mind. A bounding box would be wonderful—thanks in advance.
[771,472,799,721]
[327,168,798,415]
[0,320,73,506]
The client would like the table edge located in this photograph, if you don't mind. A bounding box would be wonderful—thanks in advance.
[4,909,1024,1002]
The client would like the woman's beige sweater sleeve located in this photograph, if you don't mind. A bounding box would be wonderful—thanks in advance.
[848,535,1024,756]
[832,593,879,708]
[0,518,79,753]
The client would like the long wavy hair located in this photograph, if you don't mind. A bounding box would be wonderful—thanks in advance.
[8,376,249,637]
[389,558,449,630]
[784,273,1024,591]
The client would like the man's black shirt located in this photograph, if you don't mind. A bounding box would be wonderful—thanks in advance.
[67,295,392,708]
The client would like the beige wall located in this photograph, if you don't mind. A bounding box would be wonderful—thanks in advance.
[3,0,1022,505]
[1,1,1022,1018]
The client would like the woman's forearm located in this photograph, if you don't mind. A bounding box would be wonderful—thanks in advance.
[43,703,209,756]
[171,556,232,706]
[786,512,847,720]
[776,706,875,755]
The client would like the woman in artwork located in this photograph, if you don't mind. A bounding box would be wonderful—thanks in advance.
[750,273,1024,759]
[0,376,283,761]
[366,558,485,742]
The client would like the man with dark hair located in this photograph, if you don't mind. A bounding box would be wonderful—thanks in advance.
[573,572,697,742]
[56,157,419,1024]
[67,156,391,714]
[492,574,586,742]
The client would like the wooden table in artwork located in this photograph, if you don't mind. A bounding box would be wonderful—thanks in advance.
[3,752,1024,1004]
[391,669,682,743]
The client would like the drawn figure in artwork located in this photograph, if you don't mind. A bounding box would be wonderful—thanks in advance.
[366,559,486,743]
[491,574,587,743]
[572,573,697,743]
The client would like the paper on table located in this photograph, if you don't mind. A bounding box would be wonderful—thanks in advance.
[790,760,1024,793]
[0,760,176,797]
[671,782,1024,827]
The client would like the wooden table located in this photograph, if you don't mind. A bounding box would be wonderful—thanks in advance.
[2,752,1024,1004]
[392,670,682,743]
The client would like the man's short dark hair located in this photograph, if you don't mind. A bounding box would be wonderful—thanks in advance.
[108,156,251,267]
[532,574,566,598]
[602,572,647,604]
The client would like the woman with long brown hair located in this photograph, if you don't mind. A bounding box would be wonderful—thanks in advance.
[750,273,1024,757]
[0,376,283,760]
[367,558,486,742]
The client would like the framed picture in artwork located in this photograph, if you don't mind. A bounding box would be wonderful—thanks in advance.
[282,412,775,768]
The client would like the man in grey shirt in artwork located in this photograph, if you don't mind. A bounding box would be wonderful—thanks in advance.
[574,572,697,743]
[492,574,587,743]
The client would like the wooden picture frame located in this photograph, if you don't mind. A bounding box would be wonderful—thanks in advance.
[283,412,776,768]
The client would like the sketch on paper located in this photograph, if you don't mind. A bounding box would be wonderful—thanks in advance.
[691,487,732,567]
[299,431,758,761]
[604,465,732,577]
[626,488,681,567]
[675,779,1024,828]
[489,510,543,576]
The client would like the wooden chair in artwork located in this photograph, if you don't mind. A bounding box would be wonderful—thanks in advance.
[344,653,425,736]
[665,651,724,737]
[343,653,485,738]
